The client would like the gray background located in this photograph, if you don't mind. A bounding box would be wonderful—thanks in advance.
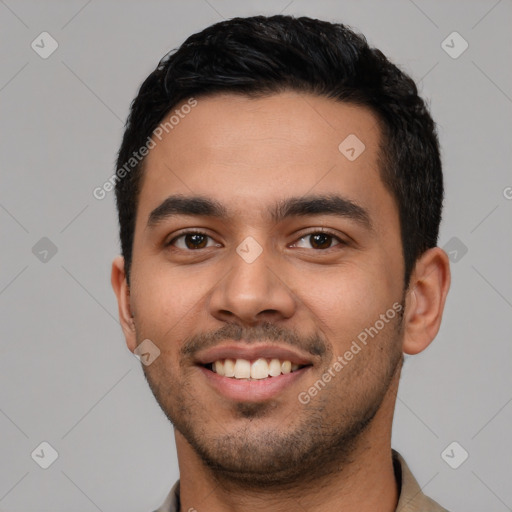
[1,0,511,511]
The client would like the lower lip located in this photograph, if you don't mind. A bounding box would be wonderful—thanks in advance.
[198,366,310,402]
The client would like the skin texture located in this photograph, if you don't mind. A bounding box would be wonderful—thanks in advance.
[111,91,451,512]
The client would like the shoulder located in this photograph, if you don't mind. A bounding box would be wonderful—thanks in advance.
[151,480,180,512]
[393,450,450,512]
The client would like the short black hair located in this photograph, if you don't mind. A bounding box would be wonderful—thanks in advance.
[114,14,443,287]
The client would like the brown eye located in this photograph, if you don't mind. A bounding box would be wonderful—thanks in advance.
[309,233,332,249]
[168,231,220,250]
[291,231,343,250]
[184,233,208,249]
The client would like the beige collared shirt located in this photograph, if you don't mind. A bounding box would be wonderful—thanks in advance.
[153,450,449,512]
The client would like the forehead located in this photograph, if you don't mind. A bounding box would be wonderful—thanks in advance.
[135,91,393,230]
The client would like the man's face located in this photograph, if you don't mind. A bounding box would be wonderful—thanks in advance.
[126,91,406,484]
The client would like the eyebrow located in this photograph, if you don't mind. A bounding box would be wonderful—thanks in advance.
[146,194,372,231]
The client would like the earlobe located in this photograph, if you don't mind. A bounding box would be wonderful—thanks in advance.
[402,247,451,355]
[111,256,137,352]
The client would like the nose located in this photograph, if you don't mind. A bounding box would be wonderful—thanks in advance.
[208,242,297,325]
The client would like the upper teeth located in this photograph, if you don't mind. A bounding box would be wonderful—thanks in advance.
[212,358,301,379]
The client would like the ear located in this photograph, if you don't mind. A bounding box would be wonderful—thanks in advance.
[402,247,451,355]
[111,256,137,353]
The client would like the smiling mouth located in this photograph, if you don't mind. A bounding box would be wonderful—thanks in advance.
[202,358,310,380]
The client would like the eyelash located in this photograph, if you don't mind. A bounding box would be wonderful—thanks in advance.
[165,229,346,251]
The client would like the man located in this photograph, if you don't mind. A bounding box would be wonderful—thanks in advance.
[111,15,451,512]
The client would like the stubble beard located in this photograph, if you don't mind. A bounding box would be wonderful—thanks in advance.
[141,313,404,490]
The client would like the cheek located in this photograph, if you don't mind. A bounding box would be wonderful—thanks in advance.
[131,264,213,341]
[292,263,395,342]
